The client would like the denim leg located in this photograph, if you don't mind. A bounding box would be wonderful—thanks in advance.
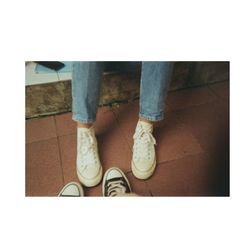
[72,62,105,123]
[139,62,173,121]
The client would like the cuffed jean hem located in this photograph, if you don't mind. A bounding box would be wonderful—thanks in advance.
[139,112,164,122]
[72,114,96,124]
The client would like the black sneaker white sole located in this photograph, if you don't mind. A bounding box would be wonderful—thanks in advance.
[102,167,131,197]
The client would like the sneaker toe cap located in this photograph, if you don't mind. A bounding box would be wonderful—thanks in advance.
[79,165,101,179]
[106,168,123,180]
[133,159,154,172]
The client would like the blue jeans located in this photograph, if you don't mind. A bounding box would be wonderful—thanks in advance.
[72,62,173,123]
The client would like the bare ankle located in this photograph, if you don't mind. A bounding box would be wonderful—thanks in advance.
[139,118,154,126]
[77,122,93,129]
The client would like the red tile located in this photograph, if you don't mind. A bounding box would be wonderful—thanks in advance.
[112,101,139,147]
[58,134,78,184]
[97,123,132,174]
[166,85,216,111]
[93,107,117,136]
[95,104,133,174]
[175,101,229,152]
[126,172,151,196]
[54,107,113,137]
[55,112,76,136]
[26,138,63,196]
[95,111,132,172]
[26,116,57,143]
[146,153,229,196]
[84,184,102,197]
[154,111,203,163]
[208,81,229,101]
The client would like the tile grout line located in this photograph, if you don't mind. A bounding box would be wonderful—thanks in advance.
[53,116,65,186]
[166,84,226,111]
[110,108,133,153]
[126,171,154,197]
[207,83,229,104]
[167,98,218,112]
[156,151,207,167]
[142,179,154,197]
[26,136,58,145]
[144,181,154,197]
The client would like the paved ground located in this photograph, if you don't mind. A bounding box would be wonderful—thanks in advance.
[25,81,229,196]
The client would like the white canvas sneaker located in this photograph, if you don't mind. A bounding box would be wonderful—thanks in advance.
[58,182,84,197]
[132,121,156,179]
[76,127,103,187]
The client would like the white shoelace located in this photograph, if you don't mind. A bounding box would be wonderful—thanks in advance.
[107,180,127,196]
[78,130,97,169]
[133,126,156,160]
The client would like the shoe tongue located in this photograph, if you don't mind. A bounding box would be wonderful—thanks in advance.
[78,126,94,134]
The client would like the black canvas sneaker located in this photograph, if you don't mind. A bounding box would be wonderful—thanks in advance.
[102,167,132,197]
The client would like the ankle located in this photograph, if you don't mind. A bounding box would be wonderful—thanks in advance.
[138,118,154,130]
[139,118,153,125]
[77,122,93,129]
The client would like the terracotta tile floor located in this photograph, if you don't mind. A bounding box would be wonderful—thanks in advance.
[25,81,229,196]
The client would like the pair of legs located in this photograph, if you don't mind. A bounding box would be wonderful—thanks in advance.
[72,62,173,187]
[72,62,173,124]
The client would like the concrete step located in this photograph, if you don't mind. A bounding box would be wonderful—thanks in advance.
[25,62,229,119]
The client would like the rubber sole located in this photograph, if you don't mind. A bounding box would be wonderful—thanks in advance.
[77,167,103,187]
[131,158,156,180]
